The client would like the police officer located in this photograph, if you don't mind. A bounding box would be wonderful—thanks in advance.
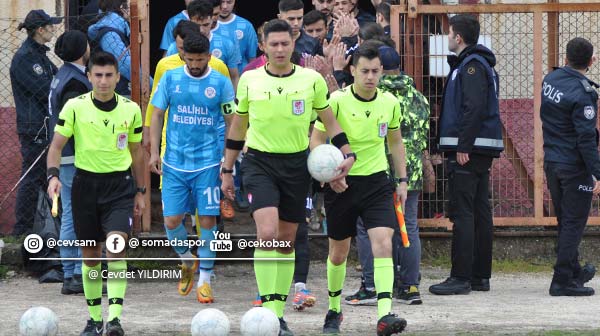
[430,14,503,295]
[49,30,92,295]
[9,9,61,236]
[541,37,599,297]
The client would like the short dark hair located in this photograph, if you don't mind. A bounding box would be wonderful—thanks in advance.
[173,20,201,40]
[448,14,479,46]
[88,51,118,71]
[566,37,594,70]
[359,22,395,48]
[376,3,391,23]
[183,33,211,54]
[279,0,304,13]
[352,43,381,66]
[303,10,327,27]
[263,19,293,40]
[210,0,221,7]
[188,0,213,19]
[99,0,127,13]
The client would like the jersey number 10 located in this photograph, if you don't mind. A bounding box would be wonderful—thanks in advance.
[203,186,221,205]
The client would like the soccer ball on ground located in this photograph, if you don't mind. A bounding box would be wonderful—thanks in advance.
[191,308,230,336]
[307,144,344,183]
[19,306,59,336]
[240,307,280,336]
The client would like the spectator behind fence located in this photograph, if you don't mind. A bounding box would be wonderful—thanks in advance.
[303,10,328,45]
[49,30,93,295]
[430,14,503,296]
[87,0,132,96]
[278,0,323,56]
[9,9,61,237]
[334,0,375,28]
[541,37,599,297]
[375,2,391,35]
[311,0,335,41]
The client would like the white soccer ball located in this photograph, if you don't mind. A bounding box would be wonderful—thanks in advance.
[307,144,344,183]
[19,306,58,336]
[191,308,230,336]
[240,307,280,336]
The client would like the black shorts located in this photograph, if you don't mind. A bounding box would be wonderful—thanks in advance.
[241,148,310,223]
[324,171,397,240]
[72,169,135,242]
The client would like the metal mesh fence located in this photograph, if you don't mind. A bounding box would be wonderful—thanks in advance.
[0,11,135,235]
[393,4,600,227]
[483,12,536,218]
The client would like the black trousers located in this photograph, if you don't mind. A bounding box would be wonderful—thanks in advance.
[545,162,593,285]
[447,153,494,280]
[13,134,47,235]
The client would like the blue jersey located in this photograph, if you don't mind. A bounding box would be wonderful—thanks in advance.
[211,26,242,72]
[165,33,242,71]
[151,66,236,172]
[160,11,188,51]
[166,42,178,57]
[209,32,241,70]
[215,15,258,72]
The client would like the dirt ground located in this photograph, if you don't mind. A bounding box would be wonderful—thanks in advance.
[2,262,600,336]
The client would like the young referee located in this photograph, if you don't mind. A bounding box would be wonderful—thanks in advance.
[47,51,145,336]
[311,42,408,335]
[221,19,355,336]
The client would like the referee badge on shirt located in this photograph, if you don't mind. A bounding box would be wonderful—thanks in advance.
[117,133,128,150]
[378,122,388,137]
[292,100,305,115]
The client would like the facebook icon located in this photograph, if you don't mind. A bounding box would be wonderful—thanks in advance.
[106,234,126,254]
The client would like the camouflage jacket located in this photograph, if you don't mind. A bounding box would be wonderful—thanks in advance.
[379,74,430,191]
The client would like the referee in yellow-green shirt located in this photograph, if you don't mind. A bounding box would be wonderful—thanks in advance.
[221,19,355,336]
[311,42,408,336]
[47,52,145,336]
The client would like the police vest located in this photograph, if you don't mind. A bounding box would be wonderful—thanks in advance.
[439,54,503,154]
[49,63,92,164]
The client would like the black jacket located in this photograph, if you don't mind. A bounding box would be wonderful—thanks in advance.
[438,44,501,156]
[294,30,322,56]
[10,37,57,137]
[541,66,600,178]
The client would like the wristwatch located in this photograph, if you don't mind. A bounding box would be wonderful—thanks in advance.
[136,186,146,194]
[221,167,234,174]
[393,177,408,184]
[344,152,357,161]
